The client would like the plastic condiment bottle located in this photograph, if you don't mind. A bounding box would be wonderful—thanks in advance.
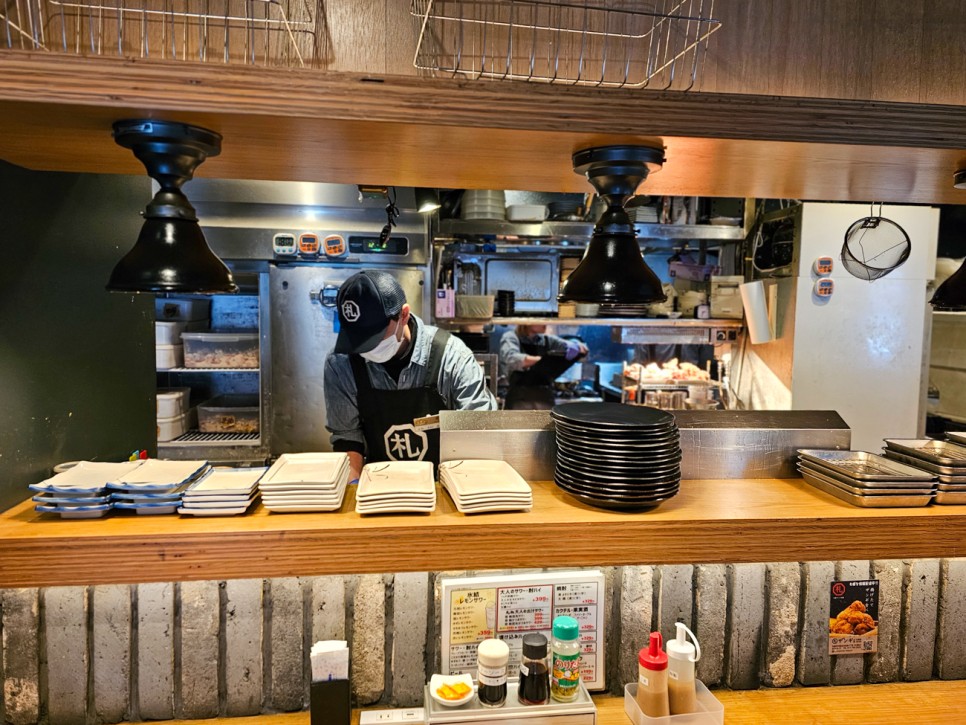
[636,631,669,717]
[550,616,581,702]
[666,622,702,715]
[477,638,509,708]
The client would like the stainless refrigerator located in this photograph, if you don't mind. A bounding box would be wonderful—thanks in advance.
[195,179,432,456]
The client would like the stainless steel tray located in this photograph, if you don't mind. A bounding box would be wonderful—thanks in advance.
[799,468,933,508]
[938,482,966,492]
[797,449,936,482]
[797,460,935,490]
[934,489,966,505]
[883,439,966,467]
[947,431,966,447]
[882,450,966,479]
[797,464,936,497]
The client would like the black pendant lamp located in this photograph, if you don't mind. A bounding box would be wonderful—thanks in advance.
[929,170,966,311]
[106,120,237,293]
[558,145,666,304]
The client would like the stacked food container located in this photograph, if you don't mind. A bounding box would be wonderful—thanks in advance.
[797,449,937,507]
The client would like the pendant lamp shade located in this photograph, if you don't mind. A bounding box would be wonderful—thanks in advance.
[558,145,667,304]
[930,258,966,311]
[107,120,236,294]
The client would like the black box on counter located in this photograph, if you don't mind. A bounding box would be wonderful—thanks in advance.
[311,679,350,725]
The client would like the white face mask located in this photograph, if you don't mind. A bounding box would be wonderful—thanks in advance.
[360,319,404,363]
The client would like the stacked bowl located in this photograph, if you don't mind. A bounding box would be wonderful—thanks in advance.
[551,402,681,510]
[461,189,506,220]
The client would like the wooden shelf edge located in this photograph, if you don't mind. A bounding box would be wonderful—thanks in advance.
[2,479,965,588]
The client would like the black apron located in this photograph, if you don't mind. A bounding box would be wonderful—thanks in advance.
[505,337,576,410]
[349,328,450,467]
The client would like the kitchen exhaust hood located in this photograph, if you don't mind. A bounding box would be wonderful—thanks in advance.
[558,144,666,306]
[106,120,237,294]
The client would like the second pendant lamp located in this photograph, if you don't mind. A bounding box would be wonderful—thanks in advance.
[558,145,666,306]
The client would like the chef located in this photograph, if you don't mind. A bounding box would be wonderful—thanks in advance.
[499,325,588,409]
[324,270,496,480]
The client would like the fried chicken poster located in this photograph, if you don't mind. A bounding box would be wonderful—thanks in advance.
[829,580,879,655]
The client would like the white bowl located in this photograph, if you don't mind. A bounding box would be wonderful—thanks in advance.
[429,673,475,708]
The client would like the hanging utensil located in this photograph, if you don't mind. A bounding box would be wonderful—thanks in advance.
[840,202,911,281]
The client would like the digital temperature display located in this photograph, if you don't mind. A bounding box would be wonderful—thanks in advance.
[348,235,409,256]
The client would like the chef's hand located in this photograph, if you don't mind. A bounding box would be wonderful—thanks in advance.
[565,341,588,361]
[522,355,542,369]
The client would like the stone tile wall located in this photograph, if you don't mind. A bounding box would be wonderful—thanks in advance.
[1,559,964,723]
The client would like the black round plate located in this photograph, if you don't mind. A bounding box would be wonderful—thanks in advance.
[556,448,683,473]
[554,464,681,488]
[552,402,675,429]
[554,483,677,511]
[554,475,680,498]
[554,426,679,447]
[554,445,682,467]
[553,418,677,437]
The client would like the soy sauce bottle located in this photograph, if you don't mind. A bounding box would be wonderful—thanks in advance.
[477,638,509,708]
[518,633,550,705]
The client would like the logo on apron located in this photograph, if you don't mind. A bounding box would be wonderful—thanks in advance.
[341,300,361,322]
[384,423,428,461]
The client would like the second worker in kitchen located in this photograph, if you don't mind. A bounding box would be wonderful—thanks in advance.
[500,324,588,410]
[324,270,496,480]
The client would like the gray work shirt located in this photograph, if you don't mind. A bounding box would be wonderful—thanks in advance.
[324,315,497,450]
[499,330,570,379]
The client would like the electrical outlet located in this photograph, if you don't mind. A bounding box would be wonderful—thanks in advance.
[359,707,426,724]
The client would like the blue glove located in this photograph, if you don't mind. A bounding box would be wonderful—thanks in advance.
[565,340,582,361]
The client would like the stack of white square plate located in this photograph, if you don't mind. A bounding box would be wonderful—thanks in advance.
[356,461,436,514]
[438,460,533,514]
[259,453,350,513]
[30,461,144,518]
[178,467,266,516]
[108,459,210,515]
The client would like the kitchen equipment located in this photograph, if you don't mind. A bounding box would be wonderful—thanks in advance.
[840,204,911,281]
[453,247,561,315]
[506,204,548,222]
[455,295,495,319]
[797,463,934,508]
[882,439,966,467]
[198,394,260,434]
[797,449,935,481]
[559,145,667,305]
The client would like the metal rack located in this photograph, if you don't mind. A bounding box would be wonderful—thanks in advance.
[2,0,324,67]
[411,0,721,90]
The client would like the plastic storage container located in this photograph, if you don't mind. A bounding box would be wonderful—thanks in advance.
[455,295,495,319]
[624,681,723,725]
[198,394,259,434]
[156,344,184,371]
[155,298,210,321]
[157,412,188,442]
[157,387,191,418]
[155,320,206,345]
[181,331,258,368]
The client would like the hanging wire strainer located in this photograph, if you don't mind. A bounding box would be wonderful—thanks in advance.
[840,203,911,281]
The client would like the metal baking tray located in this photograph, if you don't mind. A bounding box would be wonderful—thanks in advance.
[797,460,935,490]
[883,439,966,467]
[797,464,935,496]
[933,489,966,505]
[946,431,966,447]
[799,468,933,508]
[882,450,966,480]
[797,449,936,482]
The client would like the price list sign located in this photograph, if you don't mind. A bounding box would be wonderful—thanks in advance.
[441,570,605,690]
[829,579,879,655]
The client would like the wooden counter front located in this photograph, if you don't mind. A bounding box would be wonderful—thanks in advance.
[2,478,965,587]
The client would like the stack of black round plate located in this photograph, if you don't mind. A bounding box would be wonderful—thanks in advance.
[551,402,681,510]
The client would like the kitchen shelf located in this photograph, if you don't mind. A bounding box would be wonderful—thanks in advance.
[162,367,261,373]
[2,478,965,588]
[439,317,744,328]
[438,218,747,242]
[111,680,966,725]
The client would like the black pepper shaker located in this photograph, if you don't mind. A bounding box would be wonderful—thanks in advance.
[518,632,550,705]
[476,638,509,707]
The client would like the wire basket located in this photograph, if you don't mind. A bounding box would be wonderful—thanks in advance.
[411,0,722,90]
[840,210,911,282]
[2,0,324,67]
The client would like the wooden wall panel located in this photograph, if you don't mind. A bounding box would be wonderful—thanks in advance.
[870,0,924,103]
[921,0,966,106]
[816,1,874,101]
[324,0,386,73]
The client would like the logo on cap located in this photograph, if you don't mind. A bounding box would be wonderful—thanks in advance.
[341,300,361,322]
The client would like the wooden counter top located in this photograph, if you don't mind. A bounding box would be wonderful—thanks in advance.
[122,681,966,725]
[2,479,965,588]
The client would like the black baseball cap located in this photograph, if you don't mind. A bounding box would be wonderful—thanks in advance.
[334,270,407,354]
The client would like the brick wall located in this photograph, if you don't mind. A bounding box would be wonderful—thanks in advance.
[2,559,964,723]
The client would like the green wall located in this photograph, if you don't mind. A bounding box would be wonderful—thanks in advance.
[0,161,156,512]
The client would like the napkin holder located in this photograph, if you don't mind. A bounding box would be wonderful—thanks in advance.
[311,678,350,725]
